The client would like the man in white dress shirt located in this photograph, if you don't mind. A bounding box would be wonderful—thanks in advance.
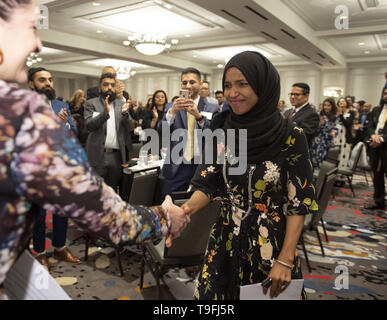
[84,73,134,191]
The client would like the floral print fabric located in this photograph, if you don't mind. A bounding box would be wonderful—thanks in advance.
[191,126,317,300]
[310,117,337,170]
[0,81,169,295]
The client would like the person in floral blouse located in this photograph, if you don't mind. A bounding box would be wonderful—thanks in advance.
[181,51,318,300]
[0,0,189,299]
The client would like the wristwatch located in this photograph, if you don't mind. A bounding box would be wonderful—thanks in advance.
[196,114,205,122]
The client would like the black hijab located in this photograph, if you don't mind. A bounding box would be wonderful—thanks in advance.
[211,51,293,164]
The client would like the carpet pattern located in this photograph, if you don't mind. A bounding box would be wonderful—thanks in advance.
[29,173,387,300]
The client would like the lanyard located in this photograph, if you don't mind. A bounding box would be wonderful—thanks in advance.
[222,153,256,222]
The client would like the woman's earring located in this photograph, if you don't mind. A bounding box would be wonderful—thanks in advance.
[0,49,3,65]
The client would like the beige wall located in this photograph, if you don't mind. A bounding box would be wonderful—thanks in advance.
[45,62,386,107]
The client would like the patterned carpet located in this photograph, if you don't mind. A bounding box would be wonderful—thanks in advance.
[30,173,387,300]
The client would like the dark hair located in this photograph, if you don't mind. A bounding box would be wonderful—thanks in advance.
[28,67,48,82]
[171,96,179,102]
[357,100,365,107]
[152,90,168,110]
[0,0,31,21]
[202,80,209,85]
[181,67,201,80]
[337,96,349,108]
[320,97,337,122]
[292,83,310,95]
[215,90,223,95]
[99,73,116,84]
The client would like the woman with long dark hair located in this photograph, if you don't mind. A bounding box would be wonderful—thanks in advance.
[310,97,338,170]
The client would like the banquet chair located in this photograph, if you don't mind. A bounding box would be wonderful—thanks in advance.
[84,167,160,277]
[337,142,363,197]
[300,167,337,272]
[139,195,220,299]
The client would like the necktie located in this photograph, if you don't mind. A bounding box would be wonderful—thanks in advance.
[288,108,296,119]
[382,106,387,127]
[184,112,196,162]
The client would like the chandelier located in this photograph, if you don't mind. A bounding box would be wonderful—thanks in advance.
[26,52,42,67]
[116,66,137,80]
[123,34,179,56]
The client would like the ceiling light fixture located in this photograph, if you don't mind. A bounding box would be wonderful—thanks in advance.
[26,52,42,67]
[116,66,137,81]
[92,2,101,6]
[125,34,179,56]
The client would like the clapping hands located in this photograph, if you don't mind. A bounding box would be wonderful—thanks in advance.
[161,195,191,247]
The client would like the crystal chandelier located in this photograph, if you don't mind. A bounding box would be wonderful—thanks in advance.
[116,66,137,81]
[26,52,42,67]
[123,34,179,56]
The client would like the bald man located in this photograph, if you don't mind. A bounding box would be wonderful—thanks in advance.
[86,66,129,101]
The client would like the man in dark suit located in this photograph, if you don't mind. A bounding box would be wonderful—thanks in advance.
[284,83,319,149]
[364,88,387,210]
[28,67,77,135]
[86,66,129,101]
[28,67,80,270]
[84,72,134,192]
[159,68,218,198]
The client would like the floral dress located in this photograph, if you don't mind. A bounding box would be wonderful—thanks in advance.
[191,126,318,300]
[0,81,169,299]
[310,116,337,170]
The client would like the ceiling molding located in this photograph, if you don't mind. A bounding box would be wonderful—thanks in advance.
[315,24,387,38]
[38,28,213,74]
[189,0,346,68]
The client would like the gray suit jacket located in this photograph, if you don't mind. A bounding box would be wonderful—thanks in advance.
[84,97,134,167]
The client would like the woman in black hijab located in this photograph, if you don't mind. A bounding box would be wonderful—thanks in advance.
[180,51,318,300]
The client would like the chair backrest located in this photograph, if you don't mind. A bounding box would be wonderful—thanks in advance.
[347,142,363,172]
[128,168,160,206]
[325,146,340,165]
[163,200,220,259]
[309,168,337,230]
[315,160,337,199]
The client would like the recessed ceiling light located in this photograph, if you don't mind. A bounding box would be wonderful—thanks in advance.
[364,50,371,54]
[217,64,224,68]
[92,2,101,6]
[123,40,130,46]
[185,34,191,38]
[340,16,348,19]
[171,39,179,45]
[96,30,103,33]
[358,42,365,46]
[165,4,172,9]
[193,55,197,58]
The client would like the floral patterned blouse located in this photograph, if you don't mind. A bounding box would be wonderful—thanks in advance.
[0,81,169,298]
[190,126,318,300]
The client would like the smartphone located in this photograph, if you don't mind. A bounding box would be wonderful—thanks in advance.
[179,89,190,99]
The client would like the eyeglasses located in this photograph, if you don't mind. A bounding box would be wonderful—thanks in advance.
[288,93,304,97]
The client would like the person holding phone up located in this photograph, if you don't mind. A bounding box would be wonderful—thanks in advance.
[159,67,218,198]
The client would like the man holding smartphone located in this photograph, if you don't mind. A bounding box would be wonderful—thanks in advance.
[159,67,218,198]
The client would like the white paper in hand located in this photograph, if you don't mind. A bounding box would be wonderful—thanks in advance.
[240,279,304,300]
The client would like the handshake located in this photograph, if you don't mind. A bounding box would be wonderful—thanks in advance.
[161,195,191,248]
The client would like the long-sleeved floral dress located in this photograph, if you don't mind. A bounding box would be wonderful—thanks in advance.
[0,81,169,299]
[190,126,318,300]
[310,116,337,170]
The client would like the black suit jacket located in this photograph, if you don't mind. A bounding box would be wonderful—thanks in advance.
[364,105,387,174]
[284,103,319,148]
[86,86,129,101]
